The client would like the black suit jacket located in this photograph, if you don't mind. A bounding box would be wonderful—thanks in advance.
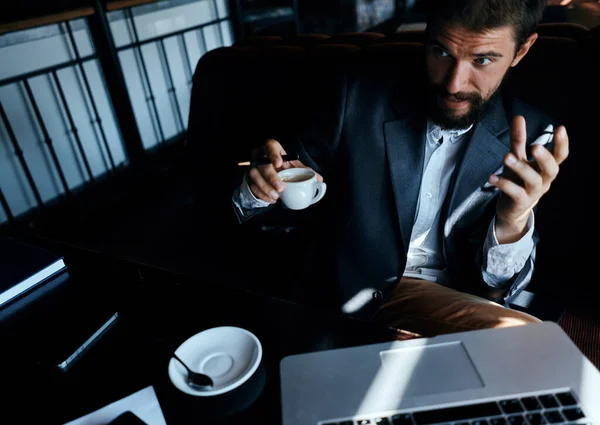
[243,65,555,320]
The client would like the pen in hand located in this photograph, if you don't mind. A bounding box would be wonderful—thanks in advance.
[237,154,298,167]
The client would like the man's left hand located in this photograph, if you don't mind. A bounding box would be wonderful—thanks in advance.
[488,115,569,244]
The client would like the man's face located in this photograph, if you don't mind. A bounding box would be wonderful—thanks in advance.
[425,24,533,129]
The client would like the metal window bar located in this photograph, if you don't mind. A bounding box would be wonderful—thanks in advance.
[0,31,123,221]
[0,185,15,223]
[117,7,230,146]
[197,26,208,55]
[22,79,71,197]
[0,55,96,87]
[124,7,165,144]
[0,50,107,193]
[158,38,185,132]
[0,6,232,224]
[179,33,194,85]
[65,21,116,172]
[51,70,96,184]
[211,0,225,46]
[116,18,227,52]
[0,101,44,210]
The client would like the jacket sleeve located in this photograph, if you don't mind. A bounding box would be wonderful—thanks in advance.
[467,106,556,305]
[231,66,349,224]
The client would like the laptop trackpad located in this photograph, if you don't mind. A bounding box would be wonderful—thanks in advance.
[379,341,484,397]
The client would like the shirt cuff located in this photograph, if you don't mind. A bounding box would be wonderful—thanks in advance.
[232,173,271,220]
[482,212,535,286]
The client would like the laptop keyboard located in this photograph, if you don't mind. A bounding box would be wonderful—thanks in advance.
[321,391,590,425]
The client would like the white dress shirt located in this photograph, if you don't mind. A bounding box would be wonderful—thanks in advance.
[403,120,534,287]
[232,119,535,288]
[233,173,272,211]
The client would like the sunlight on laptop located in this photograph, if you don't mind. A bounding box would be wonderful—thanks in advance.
[355,341,419,415]
[356,341,484,416]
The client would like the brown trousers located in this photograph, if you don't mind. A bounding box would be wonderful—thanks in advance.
[374,277,541,340]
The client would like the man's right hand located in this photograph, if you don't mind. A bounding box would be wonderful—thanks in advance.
[247,139,323,204]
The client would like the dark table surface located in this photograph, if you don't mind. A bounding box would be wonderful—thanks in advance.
[1,238,395,425]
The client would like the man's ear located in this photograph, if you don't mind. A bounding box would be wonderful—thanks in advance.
[511,32,538,67]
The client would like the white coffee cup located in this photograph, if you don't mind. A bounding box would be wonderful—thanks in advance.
[277,168,327,210]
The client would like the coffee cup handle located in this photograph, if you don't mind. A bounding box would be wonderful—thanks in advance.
[311,182,327,205]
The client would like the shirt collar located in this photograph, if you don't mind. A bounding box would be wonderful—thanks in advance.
[426,119,473,144]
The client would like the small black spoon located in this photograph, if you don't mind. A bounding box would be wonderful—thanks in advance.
[172,353,214,390]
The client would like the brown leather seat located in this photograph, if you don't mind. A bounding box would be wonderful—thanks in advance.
[536,22,591,41]
[283,33,331,47]
[386,30,427,43]
[317,32,386,46]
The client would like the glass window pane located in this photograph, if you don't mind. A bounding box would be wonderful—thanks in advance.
[0,24,71,80]
[0,18,127,223]
[118,48,161,149]
[216,0,229,18]
[220,20,233,47]
[66,18,95,57]
[107,10,134,48]
[108,0,233,149]
[183,31,203,73]
[131,0,216,42]
[202,24,222,51]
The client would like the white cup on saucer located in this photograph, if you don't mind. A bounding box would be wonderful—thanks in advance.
[168,326,262,397]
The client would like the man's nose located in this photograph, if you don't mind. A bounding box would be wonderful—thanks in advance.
[445,62,470,94]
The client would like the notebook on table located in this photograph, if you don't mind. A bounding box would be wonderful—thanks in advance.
[0,237,118,372]
[0,236,66,308]
[280,321,600,425]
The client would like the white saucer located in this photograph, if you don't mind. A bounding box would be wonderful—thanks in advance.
[168,326,262,397]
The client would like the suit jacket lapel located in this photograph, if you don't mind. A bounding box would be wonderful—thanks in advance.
[383,90,510,252]
[384,116,427,252]
[446,93,511,225]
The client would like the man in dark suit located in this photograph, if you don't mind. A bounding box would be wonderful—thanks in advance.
[232,0,570,336]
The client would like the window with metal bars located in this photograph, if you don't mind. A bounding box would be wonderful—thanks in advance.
[0,0,235,226]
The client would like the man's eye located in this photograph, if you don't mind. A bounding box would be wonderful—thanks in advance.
[433,47,449,57]
[474,57,492,66]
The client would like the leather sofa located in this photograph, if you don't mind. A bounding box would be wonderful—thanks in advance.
[185,23,599,319]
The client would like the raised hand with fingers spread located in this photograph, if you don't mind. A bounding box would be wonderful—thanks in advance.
[488,115,569,244]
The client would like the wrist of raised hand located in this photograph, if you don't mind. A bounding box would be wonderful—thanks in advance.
[495,215,530,244]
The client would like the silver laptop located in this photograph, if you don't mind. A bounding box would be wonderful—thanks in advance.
[280,321,599,425]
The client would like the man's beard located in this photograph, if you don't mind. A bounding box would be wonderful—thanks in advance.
[426,82,501,130]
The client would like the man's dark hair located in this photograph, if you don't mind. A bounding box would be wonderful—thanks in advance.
[424,0,546,48]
